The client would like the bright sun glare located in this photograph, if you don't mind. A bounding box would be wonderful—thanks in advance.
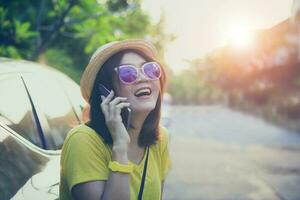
[226,25,253,48]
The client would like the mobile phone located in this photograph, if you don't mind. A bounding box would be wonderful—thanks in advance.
[98,84,131,130]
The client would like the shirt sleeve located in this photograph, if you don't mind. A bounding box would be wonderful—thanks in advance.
[159,127,172,181]
[61,131,110,192]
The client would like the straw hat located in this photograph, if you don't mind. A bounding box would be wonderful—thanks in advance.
[80,39,158,103]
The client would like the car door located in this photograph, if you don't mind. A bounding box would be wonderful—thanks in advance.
[0,74,55,200]
[0,125,59,200]
[0,70,84,199]
[17,72,83,198]
[22,71,83,150]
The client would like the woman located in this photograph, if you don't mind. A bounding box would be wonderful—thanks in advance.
[59,39,171,200]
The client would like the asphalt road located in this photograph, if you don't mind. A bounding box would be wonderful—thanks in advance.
[163,105,300,200]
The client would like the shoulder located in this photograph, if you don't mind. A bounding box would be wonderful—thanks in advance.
[159,126,170,141]
[62,124,109,155]
[156,126,170,151]
[65,124,103,143]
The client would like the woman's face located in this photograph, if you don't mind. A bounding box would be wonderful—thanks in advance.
[113,52,160,113]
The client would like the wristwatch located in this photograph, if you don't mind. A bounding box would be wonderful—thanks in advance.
[108,161,133,173]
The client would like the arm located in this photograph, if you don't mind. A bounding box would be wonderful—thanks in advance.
[72,181,105,200]
[72,146,130,200]
[72,91,131,200]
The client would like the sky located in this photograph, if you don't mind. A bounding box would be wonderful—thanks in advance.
[141,0,294,73]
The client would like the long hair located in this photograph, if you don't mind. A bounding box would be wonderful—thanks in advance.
[87,49,166,147]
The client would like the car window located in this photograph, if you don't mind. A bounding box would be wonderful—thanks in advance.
[0,75,43,147]
[57,73,86,121]
[23,73,80,150]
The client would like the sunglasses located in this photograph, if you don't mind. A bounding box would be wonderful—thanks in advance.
[115,61,161,84]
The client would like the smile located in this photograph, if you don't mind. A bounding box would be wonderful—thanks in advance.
[134,87,152,97]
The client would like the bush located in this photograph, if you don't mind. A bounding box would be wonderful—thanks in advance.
[44,48,82,83]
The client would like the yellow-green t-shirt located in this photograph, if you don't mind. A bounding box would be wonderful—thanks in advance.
[59,124,171,200]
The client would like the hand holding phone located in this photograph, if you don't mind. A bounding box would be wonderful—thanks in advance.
[98,84,131,130]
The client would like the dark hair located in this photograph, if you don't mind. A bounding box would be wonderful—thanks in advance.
[87,49,166,147]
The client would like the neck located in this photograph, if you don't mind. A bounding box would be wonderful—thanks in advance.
[128,110,150,146]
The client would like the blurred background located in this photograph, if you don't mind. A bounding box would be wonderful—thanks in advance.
[1,0,300,199]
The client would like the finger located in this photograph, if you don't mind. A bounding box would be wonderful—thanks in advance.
[102,90,114,104]
[115,102,131,110]
[113,102,131,117]
[100,96,109,117]
[109,98,128,117]
[101,91,114,117]
[109,97,127,106]
[109,97,127,111]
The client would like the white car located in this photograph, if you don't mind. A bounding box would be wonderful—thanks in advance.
[0,58,85,200]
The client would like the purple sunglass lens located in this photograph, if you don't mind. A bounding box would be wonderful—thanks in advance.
[143,63,161,79]
[118,66,138,84]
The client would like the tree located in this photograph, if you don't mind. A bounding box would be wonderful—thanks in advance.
[0,0,170,82]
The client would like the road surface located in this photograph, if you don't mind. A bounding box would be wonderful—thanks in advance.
[163,105,300,200]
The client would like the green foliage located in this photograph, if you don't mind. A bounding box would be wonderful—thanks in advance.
[0,6,37,58]
[45,48,82,83]
[14,21,37,42]
[0,45,22,59]
[0,0,171,83]
[107,0,128,12]
[168,66,225,105]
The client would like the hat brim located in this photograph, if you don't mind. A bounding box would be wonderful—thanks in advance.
[80,39,157,103]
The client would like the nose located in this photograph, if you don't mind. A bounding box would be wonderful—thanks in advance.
[135,68,148,83]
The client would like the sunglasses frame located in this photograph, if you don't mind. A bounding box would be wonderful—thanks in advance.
[115,61,161,85]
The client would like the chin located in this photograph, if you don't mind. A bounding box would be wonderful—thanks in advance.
[131,102,157,113]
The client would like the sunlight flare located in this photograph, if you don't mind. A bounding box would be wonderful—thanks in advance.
[226,25,253,49]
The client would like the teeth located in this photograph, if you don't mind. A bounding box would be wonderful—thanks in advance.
[135,87,151,97]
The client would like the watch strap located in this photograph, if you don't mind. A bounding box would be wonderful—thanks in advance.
[108,161,133,173]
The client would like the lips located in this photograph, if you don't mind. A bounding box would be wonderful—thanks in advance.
[134,87,152,97]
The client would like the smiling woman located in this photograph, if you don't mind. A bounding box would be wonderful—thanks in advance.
[59,39,171,200]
